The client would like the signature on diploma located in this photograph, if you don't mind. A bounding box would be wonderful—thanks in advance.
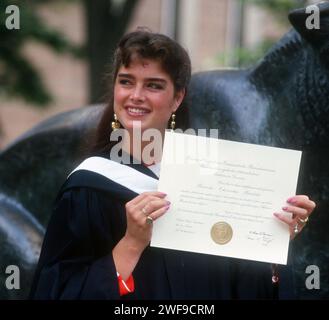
[247,230,274,246]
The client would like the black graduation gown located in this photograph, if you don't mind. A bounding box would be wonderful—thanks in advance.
[29,155,295,300]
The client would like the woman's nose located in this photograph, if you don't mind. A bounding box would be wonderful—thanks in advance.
[130,85,145,103]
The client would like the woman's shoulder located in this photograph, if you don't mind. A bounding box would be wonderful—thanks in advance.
[58,155,138,204]
[59,168,111,198]
[65,154,112,187]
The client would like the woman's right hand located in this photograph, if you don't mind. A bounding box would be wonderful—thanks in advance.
[124,191,170,250]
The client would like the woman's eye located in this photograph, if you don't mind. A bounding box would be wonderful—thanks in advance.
[148,83,163,90]
[119,79,132,85]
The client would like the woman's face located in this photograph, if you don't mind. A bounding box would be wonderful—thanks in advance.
[113,58,184,135]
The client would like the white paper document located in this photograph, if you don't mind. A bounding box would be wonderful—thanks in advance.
[151,131,302,265]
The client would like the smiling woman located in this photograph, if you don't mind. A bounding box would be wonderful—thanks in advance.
[91,30,191,162]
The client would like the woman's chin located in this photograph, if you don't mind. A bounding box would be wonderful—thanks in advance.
[120,119,165,135]
[123,120,143,130]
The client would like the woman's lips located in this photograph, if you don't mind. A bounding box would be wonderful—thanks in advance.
[125,106,151,117]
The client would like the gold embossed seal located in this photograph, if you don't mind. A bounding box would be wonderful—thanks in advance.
[210,221,233,245]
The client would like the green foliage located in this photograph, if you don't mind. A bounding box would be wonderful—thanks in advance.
[249,0,308,25]
[218,39,276,68]
[0,0,84,106]
[219,0,308,68]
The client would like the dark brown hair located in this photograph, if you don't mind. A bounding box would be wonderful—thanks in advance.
[89,30,192,156]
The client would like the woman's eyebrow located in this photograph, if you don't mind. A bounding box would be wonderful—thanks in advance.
[117,73,134,78]
[118,74,167,84]
[145,78,167,84]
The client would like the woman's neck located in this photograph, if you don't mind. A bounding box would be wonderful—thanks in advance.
[121,130,163,165]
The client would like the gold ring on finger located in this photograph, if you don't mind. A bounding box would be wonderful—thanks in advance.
[298,216,309,224]
[146,216,153,225]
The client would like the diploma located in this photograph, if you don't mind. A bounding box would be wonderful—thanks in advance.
[151,131,302,265]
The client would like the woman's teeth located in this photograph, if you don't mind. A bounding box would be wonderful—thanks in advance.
[127,107,149,115]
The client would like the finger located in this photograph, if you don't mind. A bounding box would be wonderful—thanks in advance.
[287,196,316,212]
[131,191,167,205]
[287,197,316,214]
[135,195,165,208]
[143,191,167,198]
[136,198,170,216]
[287,195,309,203]
[147,204,171,222]
[301,200,316,213]
[273,213,295,227]
[282,205,308,219]
[127,191,167,207]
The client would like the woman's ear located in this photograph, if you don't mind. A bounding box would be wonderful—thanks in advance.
[173,88,186,112]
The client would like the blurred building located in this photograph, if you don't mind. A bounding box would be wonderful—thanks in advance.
[127,0,287,71]
[0,1,87,149]
[0,0,309,148]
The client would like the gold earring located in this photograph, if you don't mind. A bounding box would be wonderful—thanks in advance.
[111,113,120,130]
[170,113,176,130]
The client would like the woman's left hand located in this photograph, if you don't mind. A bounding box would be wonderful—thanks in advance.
[274,195,316,240]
